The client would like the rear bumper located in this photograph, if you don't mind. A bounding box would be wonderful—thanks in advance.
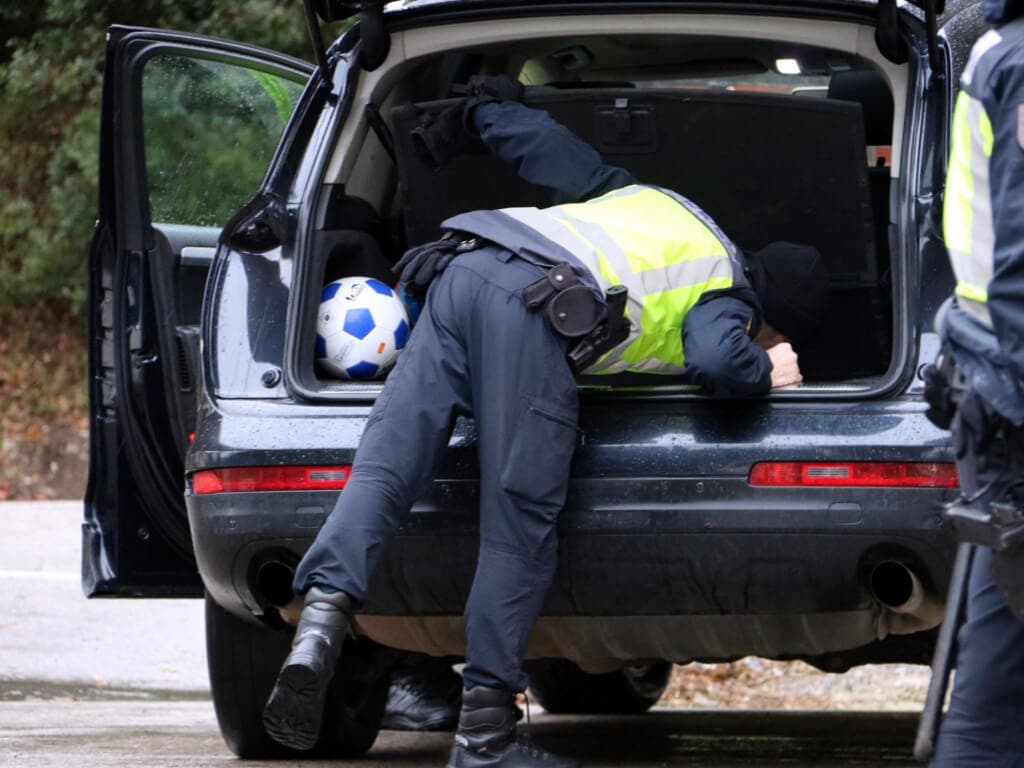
[186,477,957,664]
[186,395,958,664]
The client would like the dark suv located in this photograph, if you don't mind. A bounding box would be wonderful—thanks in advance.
[86,0,986,758]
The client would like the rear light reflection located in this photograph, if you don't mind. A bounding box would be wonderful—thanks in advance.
[749,462,959,488]
[191,465,352,494]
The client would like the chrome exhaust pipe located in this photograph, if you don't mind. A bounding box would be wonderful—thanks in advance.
[869,560,945,635]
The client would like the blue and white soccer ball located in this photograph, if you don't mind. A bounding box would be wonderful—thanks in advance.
[316,277,410,379]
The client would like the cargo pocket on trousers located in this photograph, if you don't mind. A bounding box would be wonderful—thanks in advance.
[499,396,578,513]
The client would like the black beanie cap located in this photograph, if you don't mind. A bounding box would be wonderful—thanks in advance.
[747,242,831,345]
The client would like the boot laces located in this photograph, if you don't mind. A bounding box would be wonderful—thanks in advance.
[510,692,551,761]
[517,690,532,726]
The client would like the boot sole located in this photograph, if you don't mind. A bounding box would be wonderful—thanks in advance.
[262,663,329,752]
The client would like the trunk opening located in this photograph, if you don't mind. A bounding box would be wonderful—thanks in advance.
[290,21,911,400]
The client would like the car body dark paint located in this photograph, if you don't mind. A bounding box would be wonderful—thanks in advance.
[84,27,313,596]
[90,0,982,666]
[186,393,958,619]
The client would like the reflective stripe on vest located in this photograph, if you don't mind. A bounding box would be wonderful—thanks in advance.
[944,91,995,325]
[500,185,735,374]
[943,28,1003,329]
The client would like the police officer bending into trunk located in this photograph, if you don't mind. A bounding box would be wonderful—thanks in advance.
[262,76,831,768]
[920,1,1024,765]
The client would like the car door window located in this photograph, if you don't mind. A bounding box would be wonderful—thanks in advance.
[141,53,304,227]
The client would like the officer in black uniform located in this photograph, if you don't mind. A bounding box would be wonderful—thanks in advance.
[922,1,1024,764]
[262,78,832,768]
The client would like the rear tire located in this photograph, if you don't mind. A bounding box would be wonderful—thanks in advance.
[205,594,388,759]
[527,659,672,714]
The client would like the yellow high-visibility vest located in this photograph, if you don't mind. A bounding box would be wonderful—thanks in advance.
[500,185,736,374]
[943,27,1014,329]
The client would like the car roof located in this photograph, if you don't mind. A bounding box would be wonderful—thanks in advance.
[383,0,881,13]
[374,0,946,30]
[321,0,949,76]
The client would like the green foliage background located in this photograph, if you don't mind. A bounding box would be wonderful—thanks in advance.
[0,1,316,311]
[141,54,304,226]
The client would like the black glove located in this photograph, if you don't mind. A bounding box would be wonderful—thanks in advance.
[393,236,461,296]
[463,74,525,135]
[466,74,525,104]
[410,102,471,168]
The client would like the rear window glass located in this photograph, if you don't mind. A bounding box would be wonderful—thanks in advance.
[141,53,304,227]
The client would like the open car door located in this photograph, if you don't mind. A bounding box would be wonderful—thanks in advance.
[84,26,312,596]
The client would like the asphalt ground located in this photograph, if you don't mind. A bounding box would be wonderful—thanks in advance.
[0,502,925,767]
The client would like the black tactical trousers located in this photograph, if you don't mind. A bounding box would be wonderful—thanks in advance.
[293,246,578,692]
[933,394,1024,767]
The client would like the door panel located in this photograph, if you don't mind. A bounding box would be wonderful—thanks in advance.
[85,26,311,596]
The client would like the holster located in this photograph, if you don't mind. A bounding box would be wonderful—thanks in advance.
[945,426,1024,554]
[922,343,968,430]
[523,263,602,337]
[950,472,1024,620]
[523,264,630,375]
[567,285,630,374]
[941,388,1024,616]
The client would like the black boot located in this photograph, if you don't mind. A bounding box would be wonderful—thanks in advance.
[447,686,580,768]
[382,662,463,731]
[262,587,354,751]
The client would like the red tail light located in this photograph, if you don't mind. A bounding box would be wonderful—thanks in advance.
[192,465,352,494]
[749,461,959,488]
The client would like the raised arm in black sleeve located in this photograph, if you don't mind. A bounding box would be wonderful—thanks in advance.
[471,101,637,203]
[682,295,773,398]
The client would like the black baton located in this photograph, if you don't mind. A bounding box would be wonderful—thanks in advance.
[914,542,975,762]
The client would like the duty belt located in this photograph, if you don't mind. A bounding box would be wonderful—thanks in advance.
[946,432,1024,621]
[945,422,1024,555]
[922,344,969,430]
[928,343,1024,618]
[521,262,631,375]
